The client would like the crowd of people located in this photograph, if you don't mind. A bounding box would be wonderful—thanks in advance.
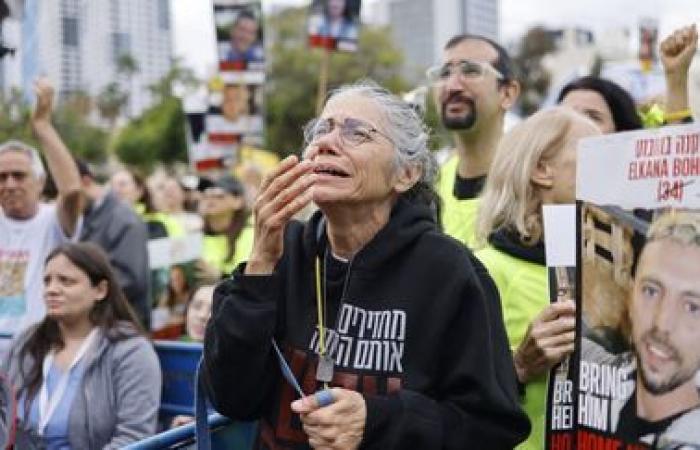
[0,20,697,450]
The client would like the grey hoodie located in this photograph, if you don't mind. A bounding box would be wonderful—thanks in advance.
[5,322,162,449]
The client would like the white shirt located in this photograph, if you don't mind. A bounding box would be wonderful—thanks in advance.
[0,203,73,347]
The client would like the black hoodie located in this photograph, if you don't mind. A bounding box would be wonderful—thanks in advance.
[203,198,530,449]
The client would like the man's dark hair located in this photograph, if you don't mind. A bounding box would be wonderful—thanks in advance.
[234,10,257,26]
[557,76,642,132]
[444,34,516,84]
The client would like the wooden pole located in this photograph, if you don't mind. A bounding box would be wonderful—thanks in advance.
[316,47,331,115]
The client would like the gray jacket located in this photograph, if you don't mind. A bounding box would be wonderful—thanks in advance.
[80,191,151,328]
[6,322,162,449]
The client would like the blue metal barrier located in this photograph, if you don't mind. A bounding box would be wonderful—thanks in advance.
[123,413,257,450]
[136,340,258,449]
[154,340,203,418]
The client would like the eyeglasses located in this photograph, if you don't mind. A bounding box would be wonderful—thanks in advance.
[426,59,504,83]
[304,117,392,148]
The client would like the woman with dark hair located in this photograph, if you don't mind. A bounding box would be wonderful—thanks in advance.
[152,265,192,335]
[557,76,642,133]
[5,242,161,449]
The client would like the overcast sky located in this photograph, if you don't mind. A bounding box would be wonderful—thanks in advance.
[171,0,700,77]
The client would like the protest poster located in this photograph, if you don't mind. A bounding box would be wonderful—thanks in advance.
[148,233,204,333]
[560,123,700,449]
[307,0,361,52]
[214,1,264,73]
[543,205,578,450]
[187,0,265,173]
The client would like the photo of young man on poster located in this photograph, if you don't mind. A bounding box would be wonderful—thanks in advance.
[581,211,700,448]
[215,3,264,70]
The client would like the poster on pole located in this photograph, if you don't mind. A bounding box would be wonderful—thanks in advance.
[307,0,361,52]
[214,1,265,73]
[187,0,265,173]
[547,123,700,449]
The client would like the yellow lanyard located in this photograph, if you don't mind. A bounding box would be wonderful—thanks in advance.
[315,256,326,357]
[314,256,330,389]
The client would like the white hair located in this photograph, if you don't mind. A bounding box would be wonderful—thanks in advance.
[0,140,46,180]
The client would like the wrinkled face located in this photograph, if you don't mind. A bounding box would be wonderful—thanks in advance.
[631,240,700,395]
[110,170,141,206]
[44,254,106,324]
[222,85,250,122]
[186,286,214,342]
[546,120,600,204]
[0,150,42,219]
[560,89,616,134]
[303,94,404,207]
[433,39,505,132]
[230,17,258,53]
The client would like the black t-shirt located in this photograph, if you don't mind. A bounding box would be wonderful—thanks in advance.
[453,173,487,200]
[616,388,688,445]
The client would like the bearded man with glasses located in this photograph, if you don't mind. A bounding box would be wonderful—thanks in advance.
[429,34,520,248]
[202,80,530,450]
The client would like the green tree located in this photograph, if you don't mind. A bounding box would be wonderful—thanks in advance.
[149,58,199,103]
[0,90,108,163]
[265,7,408,157]
[111,96,188,170]
[54,95,110,163]
[96,82,129,126]
[513,26,556,116]
[111,58,197,171]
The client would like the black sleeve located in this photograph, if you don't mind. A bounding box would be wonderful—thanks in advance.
[360,255,531,450]
[201,264,281,420]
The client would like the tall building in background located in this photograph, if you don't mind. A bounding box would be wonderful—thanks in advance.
[17,0,172,117]
[388,0,499,83]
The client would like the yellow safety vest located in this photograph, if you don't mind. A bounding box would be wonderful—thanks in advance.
[436,155,480,248]
[202,221,254,275]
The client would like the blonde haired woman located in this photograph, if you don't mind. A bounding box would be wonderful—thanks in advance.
[475,106,600,450]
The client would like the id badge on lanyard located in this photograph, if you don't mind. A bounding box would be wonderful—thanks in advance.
[37,328,97,435]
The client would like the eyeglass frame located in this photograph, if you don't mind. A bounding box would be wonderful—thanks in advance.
[426,59,505,84]
[303,116,394,148]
